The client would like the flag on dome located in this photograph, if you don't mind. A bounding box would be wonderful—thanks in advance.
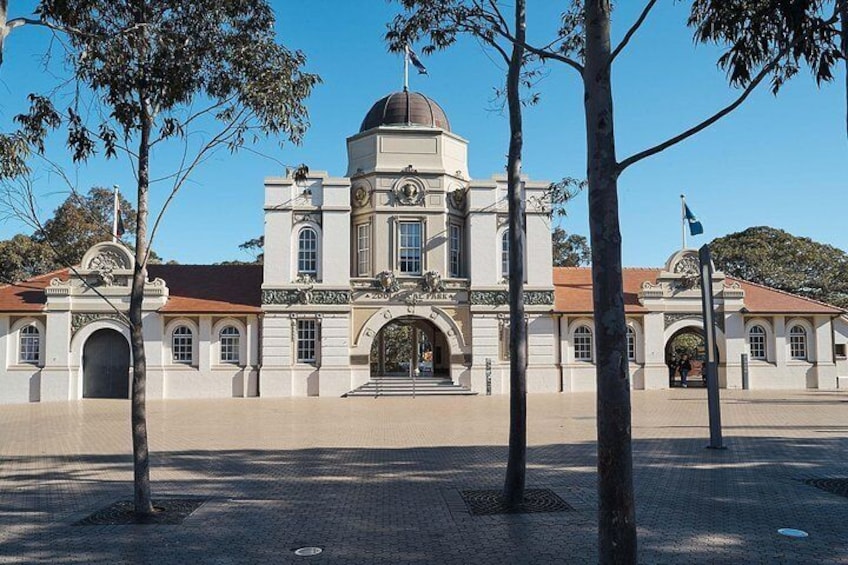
[406,45,428,75]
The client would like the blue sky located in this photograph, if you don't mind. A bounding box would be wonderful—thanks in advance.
[0,1,845,266]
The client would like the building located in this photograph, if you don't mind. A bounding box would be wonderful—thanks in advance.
[1,91,846,404]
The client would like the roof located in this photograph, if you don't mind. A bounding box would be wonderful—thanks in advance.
[148,264,262,313]
[0,264,262,314]
[359,91,450,132]
[552,267,844,316]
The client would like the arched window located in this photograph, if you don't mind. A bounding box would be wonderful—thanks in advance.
[172,325,194,364]
[789,325,808,360]
[626,326,636,361]
[219,326,240,364]
[298,228,318,276]
[501,230,510,278]
[19,325,41,364]
[574,325,593,361]
[748,325,766,360]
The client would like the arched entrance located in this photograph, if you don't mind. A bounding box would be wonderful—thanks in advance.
[665,327,706,388]
[83,328,130,399]
[370,316,450,378]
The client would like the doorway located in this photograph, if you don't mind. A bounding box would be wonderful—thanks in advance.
[83,328,130,398]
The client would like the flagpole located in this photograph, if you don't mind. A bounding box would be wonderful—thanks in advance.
[113,185,119,243]
[403,44,409,92]
[680,194,686,250]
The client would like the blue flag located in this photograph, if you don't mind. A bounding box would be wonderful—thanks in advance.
[684,203,704,236]
[407,47,428,75]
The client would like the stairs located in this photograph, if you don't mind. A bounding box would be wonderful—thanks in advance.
[344,375,477,397]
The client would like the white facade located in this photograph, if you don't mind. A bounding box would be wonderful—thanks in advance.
[1,91,846,404]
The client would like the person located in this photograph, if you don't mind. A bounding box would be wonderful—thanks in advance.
[679,355,692,388]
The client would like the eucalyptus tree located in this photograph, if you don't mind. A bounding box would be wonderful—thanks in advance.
[10,0,318,516]
[390,1,846,562]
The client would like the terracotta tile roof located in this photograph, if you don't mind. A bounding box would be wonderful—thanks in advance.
[148,264,262,313]
[553,267,844,316]
[0,265,263,313]
[0,269,69,312]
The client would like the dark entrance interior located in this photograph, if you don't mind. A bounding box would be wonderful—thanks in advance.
[83,328,130,399]
[665,327,707,388]
[369,317,450,378]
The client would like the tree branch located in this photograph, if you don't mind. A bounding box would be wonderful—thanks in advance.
[610,0,657,63]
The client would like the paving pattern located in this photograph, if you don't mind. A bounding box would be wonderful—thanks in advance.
[1,389,847,564]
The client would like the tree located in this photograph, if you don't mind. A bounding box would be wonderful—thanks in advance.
[391,1,846,561]
[552,228,590,267]
[0,186,152,283]
[711,226,848,308]
[8,0,318,516]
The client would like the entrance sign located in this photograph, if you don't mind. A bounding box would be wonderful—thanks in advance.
[698,245,725,449]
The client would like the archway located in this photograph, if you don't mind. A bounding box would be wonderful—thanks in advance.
[369,317,450,378]
[665,327,706,388]
[83,328,130,399]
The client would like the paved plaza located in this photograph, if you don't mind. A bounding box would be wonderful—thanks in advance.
[1,389,847,564]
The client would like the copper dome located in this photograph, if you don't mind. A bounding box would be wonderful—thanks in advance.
[359,91,450,132]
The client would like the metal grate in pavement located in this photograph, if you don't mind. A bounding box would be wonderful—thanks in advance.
[459,488,573,516]
[74,498,205,525]
[803,478,848,499]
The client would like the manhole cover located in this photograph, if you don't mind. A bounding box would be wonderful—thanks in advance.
[778,528,809,538]
[293,547,323,556]
[460,489,573,516]
[803,478,848,498]
[74,498,205,525]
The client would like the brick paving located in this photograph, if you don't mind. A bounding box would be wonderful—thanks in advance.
[1,389,847,564]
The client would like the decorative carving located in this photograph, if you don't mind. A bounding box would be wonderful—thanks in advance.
[86,248,132,272]
[673,253,700,276]
[469,290,554,306]
[295,273,314,284]
[673,275,701,291]
[375,271,400,293]
[401,164,417,174]
[405,293,422,307]
[261,289,351,305]
[421,271,445,293]
[393,177,425,206]
[352,185,369,208]
[71,312,126,335]
[449,188,465,209]
[293,212,321,227]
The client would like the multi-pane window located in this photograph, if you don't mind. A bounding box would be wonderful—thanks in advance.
[501,230,510,278]
[19,325,40,364]
[574,326,593,361]
[789,325,807,360]
[172,325,194,364]
[398,222,422,274]
[357,224,370,276]
[297,319,318,363]
[298,228,318,276]
[449,224,462,277]
[626,326,636,361]
[748,325,766,360]
[219,326,240,364]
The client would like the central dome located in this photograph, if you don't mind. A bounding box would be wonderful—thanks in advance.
[359,90,451,133]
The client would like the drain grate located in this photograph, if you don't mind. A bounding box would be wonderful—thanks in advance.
[803,478,848,499]
[460,489,573,516]
[74,498,205,525]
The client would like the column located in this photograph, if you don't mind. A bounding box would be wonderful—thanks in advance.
[814,315,837,389]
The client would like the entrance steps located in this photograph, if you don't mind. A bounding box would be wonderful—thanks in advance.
[344,375,477,397]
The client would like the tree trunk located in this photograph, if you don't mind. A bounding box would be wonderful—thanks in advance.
[503,0,527,508]
[584,1,637,562]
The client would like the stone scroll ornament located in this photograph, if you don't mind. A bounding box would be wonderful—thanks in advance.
[375,271,400,294]
[393,177,425,206]
[421,271,445,293]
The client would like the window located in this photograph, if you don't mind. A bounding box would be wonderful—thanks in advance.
[357,224,370,276]
[626,326,636,361]
[748,325,766,360]
[219,326,240,364]
[835,343,847,359]
[19,325,40,364]
[297,319,318,363]
[789,325,807,360]
[574,326,593,361]
[298,228,318,276]
[172,325,194,364]
[449,224,462,277]
[501,230,510,278]
[398,222,422,274]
